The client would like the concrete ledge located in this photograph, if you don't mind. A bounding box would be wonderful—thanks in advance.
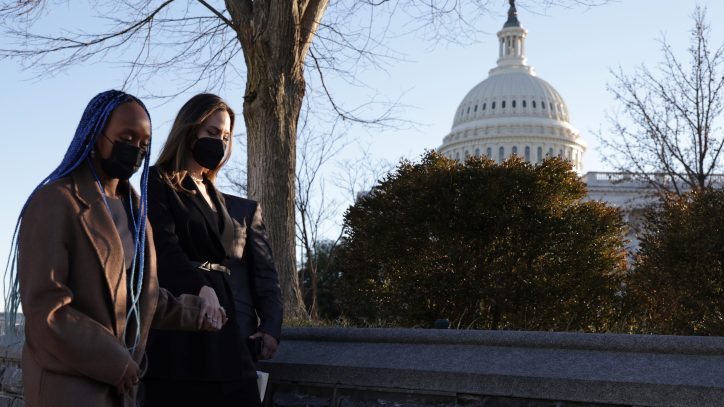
[259,328,724,407]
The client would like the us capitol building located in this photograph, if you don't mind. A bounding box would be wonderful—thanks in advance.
[438,2,651,245]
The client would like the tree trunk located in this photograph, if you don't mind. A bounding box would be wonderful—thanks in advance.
[308,258,319,320]
[228,0,330,321]
[243,71,307,320]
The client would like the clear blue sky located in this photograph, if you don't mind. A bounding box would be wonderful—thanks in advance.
[2,1,723,296]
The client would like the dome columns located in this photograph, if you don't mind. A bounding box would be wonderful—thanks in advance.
[494,27,530,74]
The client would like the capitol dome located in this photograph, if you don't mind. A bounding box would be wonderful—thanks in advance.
[439,2,586,172]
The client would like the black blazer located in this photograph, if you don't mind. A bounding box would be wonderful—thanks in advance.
[223,194,283,341]
[144,166,256,381]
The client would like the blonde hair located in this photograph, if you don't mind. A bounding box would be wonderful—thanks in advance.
[155,93,235,192]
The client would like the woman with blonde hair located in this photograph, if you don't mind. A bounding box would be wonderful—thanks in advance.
[143,93,261,406]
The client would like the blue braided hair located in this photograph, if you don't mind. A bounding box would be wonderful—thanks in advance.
[4,90,152,352]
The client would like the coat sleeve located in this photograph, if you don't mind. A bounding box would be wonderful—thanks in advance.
[247,203,283,340]
[150,288,205,331]
[18,186,133,387]
[147,168,206,295]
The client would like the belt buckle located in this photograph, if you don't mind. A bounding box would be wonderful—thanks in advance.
[199,261,212,272]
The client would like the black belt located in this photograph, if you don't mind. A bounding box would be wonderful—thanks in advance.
[191,261,231,276]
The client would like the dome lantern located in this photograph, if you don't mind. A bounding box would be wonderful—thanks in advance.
[492,0,532,76]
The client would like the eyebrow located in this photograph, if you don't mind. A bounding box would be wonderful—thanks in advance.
[207,125,230,135]
[116,127,151,139]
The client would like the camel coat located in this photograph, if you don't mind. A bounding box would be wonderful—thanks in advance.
[18,164,204,407]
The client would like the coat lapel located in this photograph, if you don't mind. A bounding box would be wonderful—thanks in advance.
[73,164,127,338]
[207,180,234,254]
[183,175,230,255]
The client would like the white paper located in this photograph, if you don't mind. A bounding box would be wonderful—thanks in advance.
[257,370,269,402]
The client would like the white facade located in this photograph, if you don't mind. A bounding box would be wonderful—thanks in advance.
[439,8,586,173]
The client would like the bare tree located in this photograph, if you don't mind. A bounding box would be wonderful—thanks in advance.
[294,104,348,320]
[1,0,611,318]
[600,6,724,194]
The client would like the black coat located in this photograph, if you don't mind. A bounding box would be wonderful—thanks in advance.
[144,166,256,381]
[223,194,283,341]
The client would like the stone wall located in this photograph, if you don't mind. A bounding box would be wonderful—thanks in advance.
[2,327,724,406]
[258,328,724,407]
[0,334,24,407]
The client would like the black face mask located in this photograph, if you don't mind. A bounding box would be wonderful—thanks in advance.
[192,137,226,170]
[99,137,146,180]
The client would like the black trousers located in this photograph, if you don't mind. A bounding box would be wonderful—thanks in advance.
[141,378,262,407]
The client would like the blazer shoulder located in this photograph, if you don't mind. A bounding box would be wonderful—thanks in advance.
[222,193,257,209]
[25,176,76,212]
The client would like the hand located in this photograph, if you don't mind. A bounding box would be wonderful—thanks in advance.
[197,286,227,331]
[249,331,278,360]
[116,359,140,394]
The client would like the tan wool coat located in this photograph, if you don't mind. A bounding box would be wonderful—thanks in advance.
[18,165,204,407]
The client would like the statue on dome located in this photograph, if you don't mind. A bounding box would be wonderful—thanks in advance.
[505,0,520,27]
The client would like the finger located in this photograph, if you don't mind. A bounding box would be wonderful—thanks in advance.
[219,306,227,319]
[216,310,223,329]
[210,309,219,329]
[197,308,207,329]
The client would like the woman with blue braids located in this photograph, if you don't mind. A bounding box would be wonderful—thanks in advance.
[10,90,224,406]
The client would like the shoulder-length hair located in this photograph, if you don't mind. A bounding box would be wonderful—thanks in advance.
[155,93,235,192]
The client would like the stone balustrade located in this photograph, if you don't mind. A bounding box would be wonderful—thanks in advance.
[258,327,724,407]
[2,327,724,406]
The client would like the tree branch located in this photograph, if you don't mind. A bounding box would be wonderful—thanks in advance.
[197,0,235,29]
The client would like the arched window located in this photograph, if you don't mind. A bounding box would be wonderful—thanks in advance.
[502,100,506,108]
[512,100,517,108]
[542,101,546,109]
[465,150,470,158]
[492,102,496,109]
[456,152,460,160]
[537,146,543,163]
[512,146,518,156]
[482,103,487,110]
[466,106,470,114]
[548,147,554,157]
[486,147,492,158]
[499,146,505,162]
[525,146,531,162]
[532,101,537,108]
[474,105,478,112]
[475,148,480,156]
[559,149,563,157]
[522,100,527,108]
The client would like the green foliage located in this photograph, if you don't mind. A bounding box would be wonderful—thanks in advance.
[335,151,628,331]
[626,189,724,335]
